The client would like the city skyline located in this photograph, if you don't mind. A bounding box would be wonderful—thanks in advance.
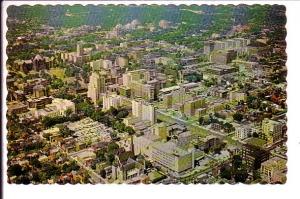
[5,4,287,185]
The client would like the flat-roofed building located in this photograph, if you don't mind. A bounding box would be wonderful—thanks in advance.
[207,65,237,75]
[261,118,283,146]
[260,157,287,184]
[102,93,123,111]
[67,117,112,147]
[241,138,270,170]
[210,50,237,64]
[235,125,259,140]
[7,101,28,115]
[151,141,194,173]
[33,98,75,118]
[229,91,247,102]
[133,133,161,157]
[183,97,206,116]
[132,99,156,124]
[87,72,106,105]
[27,96,53,109]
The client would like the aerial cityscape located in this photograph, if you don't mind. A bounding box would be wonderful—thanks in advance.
[6,4,287,184]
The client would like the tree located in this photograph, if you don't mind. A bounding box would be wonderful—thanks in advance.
[253,170,261,181]
[234,168,249,183]
[60,126,74,138]
[32,172,41,183]
[30,158,42,169]
[42,116,68,128]
[91,110,105,121]
[96,150,106,162]
[232,155,243,170]
[108,107,118,116]
[106,153,115,165]
[253,132,259,138]
[116,110,129,120]
[42,163,61,179]
[16,175,31,184]
[198,117,205,125]
[213,145,222,154]
[225,104,231,110]
[233,112,243,122]
[145,160,152,169]
[108,142,119,153]
[51,78,64,89]
[125,126,135,135]
[100,169,106,178]
[223,122,234,133]
[65,108,73,117]
[62,161,80,173]
[76,101,94,117]
[220,166,232,180]
[7,164,24,177]
[113,121,126,132]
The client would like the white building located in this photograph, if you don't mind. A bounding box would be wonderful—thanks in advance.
[235,125,259,140]
[68,117,112,144]
[132,99,155,124]
[229,91,246,102]
[102,93,123,111]
[151,141,194,173]
[33,98,75,118]
[122,73,132,87]
[115,56,128,68]
[133,133,161,157]
[87,72,106,105]
[90,59,113,71]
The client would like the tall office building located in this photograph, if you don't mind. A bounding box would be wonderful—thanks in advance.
[87,72,106,105]
[132,100,155,124]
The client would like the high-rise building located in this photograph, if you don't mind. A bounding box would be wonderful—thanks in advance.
[261,118,283,146]
[183,98,206,117]
[132,99,155,124]
[87,72,106,105]
[102,93,122,111]
[163,93,173,109]
[241,138,270,170]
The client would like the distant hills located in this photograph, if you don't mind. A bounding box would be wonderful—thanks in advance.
[7,4,286,32]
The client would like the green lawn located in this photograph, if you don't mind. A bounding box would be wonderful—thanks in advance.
[49,68,66,79]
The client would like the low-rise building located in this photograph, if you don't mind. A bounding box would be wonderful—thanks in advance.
[33,98,75,118]
[111,152,145,183]
[7,101,28,115]
[260,157,287,184]
[67,117,112,147]
[235,125,259,140]
[150,141,194,173]
[133,133,161,157]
